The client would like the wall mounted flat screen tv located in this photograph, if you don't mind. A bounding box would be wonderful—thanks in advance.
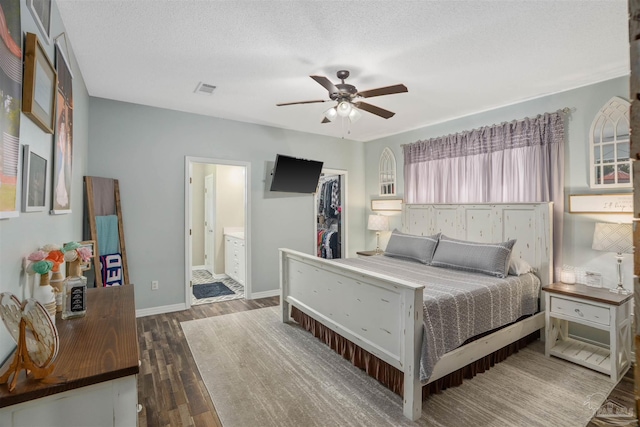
[270,154,324,193]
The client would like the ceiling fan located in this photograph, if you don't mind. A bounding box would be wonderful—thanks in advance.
[276,70,408,124]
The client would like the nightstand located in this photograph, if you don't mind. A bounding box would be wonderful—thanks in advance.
[543,283,632,382]
[356,250,384,258]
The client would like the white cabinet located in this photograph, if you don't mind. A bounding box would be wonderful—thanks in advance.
[544,283,632,382]
[225,235,245,285]
[0,286,139,427]
[0,376,138,427]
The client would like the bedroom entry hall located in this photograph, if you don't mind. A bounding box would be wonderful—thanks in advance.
[186,158,249,307]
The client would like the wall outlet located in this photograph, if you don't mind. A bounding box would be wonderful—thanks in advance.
[151,280,159,290]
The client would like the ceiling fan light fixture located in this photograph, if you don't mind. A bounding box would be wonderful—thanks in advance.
[323,107,338,121]
[348,107,362,123]
[337,101,352,117]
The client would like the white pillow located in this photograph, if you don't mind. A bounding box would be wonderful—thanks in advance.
[508,257,533,276]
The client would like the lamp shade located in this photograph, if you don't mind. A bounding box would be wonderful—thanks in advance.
[348,107,362,123]
[337,101,352,117]
[367,214,389,232]
[592,223,633,254]
[323,107,337,121]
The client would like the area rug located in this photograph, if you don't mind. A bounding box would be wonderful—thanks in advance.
[192,282,234,299]
[181,307,616,427]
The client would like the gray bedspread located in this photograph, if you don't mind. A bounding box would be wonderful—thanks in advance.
[333,256,540,382]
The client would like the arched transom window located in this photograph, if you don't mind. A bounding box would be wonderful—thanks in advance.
[379,147,396,196]
[590,97,631,189]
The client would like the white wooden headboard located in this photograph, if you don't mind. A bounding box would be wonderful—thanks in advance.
[402,203,553,288]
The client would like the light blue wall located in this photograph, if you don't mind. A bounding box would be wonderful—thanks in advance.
[364,76,630,343]
[0,0,90,362]
[88,98,366,310]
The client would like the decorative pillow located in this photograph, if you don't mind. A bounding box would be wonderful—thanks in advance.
[508,257,533,276]
[100,253,124,287]
[383,229,440,264]
[431,235,516,278]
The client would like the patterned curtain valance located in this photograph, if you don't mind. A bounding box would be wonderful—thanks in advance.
[403,110,565,164]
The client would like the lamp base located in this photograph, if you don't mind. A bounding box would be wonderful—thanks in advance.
[609,284,631,295]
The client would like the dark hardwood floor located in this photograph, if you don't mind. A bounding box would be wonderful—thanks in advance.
[137,296,635,426]
[137,296,279,427]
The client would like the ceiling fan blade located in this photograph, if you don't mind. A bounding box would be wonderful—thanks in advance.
[321,117,331,124]
[310,75,339,94]
[276,99,328,106]
[357,84,408,98]
[356,102,395,119]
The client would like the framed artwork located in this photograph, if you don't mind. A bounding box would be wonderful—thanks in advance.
[27,0,51,44]
[22,32,57,134]
[52,42,74,214]
[568,193,633,214]
[371,198,403,211]
[0,0,22,219]
[21,145,47,212]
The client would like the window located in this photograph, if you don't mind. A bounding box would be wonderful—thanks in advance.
[379,147,396,196]
[590,97,631,189]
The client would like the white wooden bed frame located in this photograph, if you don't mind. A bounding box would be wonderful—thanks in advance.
[280,203,553,421]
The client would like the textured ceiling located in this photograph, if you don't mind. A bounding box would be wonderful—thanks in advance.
[56,0,629,142]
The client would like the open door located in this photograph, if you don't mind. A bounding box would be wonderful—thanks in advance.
[204,174,215,274]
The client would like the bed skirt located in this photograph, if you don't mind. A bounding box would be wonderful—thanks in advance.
[290,306,540,400]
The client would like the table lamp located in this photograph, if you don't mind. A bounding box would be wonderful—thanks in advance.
[591,222,633,294]
[368,214,389,254]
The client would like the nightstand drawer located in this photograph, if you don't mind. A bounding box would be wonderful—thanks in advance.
[550,296,609,325]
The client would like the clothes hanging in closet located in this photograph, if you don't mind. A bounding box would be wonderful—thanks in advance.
[317,179,340,219]
[317,229,339,259]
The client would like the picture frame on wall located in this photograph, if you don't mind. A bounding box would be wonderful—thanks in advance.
[21,144,48,212]
[0,0,22,219]
[568,193,633,213]
[22,32,57,134]
[27,0,52,44]
[51,41,74,214]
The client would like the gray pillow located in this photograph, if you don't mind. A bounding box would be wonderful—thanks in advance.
[431,235,516,278]
[384,229,440,264]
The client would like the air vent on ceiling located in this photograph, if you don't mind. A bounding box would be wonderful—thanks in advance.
[194,82,216,95]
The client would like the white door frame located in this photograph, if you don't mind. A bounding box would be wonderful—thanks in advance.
[313,168,348,257]
[204,173,215,274]
[185,156,251,309]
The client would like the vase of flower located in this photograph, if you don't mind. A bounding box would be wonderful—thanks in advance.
[61,242,90,320]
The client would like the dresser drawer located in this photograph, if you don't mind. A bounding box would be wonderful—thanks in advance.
[550,296,609,325]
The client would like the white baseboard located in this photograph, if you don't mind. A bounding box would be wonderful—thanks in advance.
[136,303,187,318]
[212,273,229,280]
[192,265,211,271]
[250,289,280,300]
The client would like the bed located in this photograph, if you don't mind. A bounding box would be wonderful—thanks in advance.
[279,203,553,421]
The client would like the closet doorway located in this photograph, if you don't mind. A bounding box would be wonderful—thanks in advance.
[185,157,251,309]
[314,169,348,259]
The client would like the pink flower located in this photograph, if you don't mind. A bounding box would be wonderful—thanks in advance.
[28,250,47,261]
[77,247,92,263]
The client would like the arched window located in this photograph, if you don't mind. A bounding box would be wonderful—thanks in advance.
[590,97,631,189]
[379,147,396,196]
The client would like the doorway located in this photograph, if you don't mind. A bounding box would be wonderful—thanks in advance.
[185,157,250,309]
[314,168,348,258]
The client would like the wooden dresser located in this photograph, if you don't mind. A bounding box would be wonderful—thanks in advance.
[0,285,140,426]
